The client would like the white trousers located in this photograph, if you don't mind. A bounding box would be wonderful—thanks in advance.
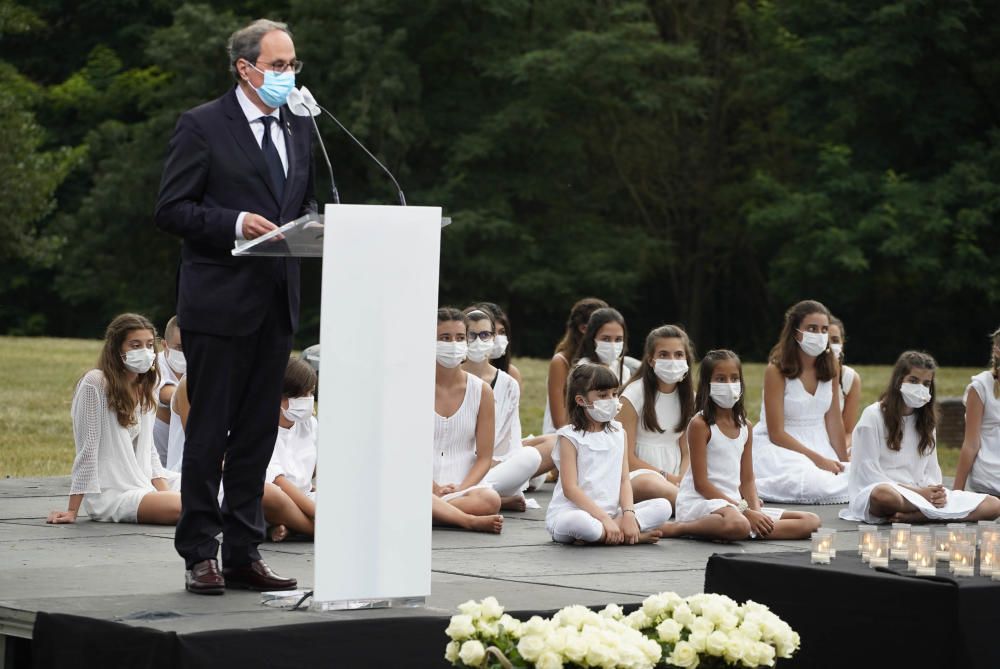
[551,498,672,544]
[482,447,542,497]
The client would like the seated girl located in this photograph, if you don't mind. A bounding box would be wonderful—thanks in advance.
[619,325,695,509]
[572,307,633,386]
[664,350,820,541]
[432,308,504,533]
[752,300,850,504]
[545,363,671,545]
[841,351,1000,524]
[544,297,608,434]
[954,327,1000,495]
[48,314,180,525]
[475,301,523,389]
[462,308,544,510]
[829,316,861,452]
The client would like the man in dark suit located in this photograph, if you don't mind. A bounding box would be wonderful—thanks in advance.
[155,19,316,594]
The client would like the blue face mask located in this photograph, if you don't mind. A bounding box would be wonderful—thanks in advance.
[248,64,295,108]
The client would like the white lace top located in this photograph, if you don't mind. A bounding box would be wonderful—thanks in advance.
[492,370,522,461]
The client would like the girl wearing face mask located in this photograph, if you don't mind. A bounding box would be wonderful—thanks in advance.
[829,316,861,452]
[618,325,696,509]
[752,300,850,504]
[431,308,504,533]
[475,302,523,389]
[663,351,819,541]
[545,364,671,545]
[168,359,317,541]
[461,308,544,511]
[840,351,1000,524]
[544,297,609,434]
[153,315,185,466]
[573,308,632,385]
[48,314,181,525]
[953,328,1000,496]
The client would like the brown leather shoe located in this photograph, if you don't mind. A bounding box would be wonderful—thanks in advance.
[223,560,297,591]
[185,559,225,595]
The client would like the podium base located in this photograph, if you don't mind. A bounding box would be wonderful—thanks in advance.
[309,595,426,612]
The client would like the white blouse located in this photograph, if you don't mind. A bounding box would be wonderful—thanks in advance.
[491,370,522,461]
[576,356,633,387]
[546,422,625,531]
[433,373,484,486]
[266,415,318,494]
[965,371,1000,493]
[621,379,684,475]
[848,402,941,494]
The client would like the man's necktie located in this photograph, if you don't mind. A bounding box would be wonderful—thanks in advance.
[259,116,286,203]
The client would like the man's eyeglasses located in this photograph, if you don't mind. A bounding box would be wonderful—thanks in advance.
[254,59,304,74]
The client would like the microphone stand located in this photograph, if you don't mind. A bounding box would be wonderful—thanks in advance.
[316,104,406,206]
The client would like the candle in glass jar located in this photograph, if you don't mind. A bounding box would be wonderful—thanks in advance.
[977,520,996,546]
[908,530,931,572]
[817,528,836,558]
[890,523,911,560]
[955,542,975,577]
[915,549,936,576]
[870,532,890,569]
[934,527,951,561]
[859,526,878,562]
[811,533,832,564]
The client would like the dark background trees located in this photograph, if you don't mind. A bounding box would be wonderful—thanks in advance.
[3,0,998,365]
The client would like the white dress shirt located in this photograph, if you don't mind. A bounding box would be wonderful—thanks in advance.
[234,85,289,240]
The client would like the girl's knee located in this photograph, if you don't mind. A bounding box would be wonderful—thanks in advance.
[723,516,751,540]
[470,488,501,514]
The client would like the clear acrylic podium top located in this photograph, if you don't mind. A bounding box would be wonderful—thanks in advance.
[231,211,451,258]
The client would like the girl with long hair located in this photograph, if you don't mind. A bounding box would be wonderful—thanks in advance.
[474,301,522,388]
[752,300,850,504]
[48,314,181,524]
[663,351,819,540]
[543,297,608,434]
[829,316,861,451]
[572,307,631,384]
[841,351,1000,523]
[953,328,1000,495]
[619,325,695,507]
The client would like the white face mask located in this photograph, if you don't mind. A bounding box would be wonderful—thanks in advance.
[436,341,467,368]
[465,337,493,363]
[282,395,314,423]
[654,359,688,384]
[166,347,187,375]
[797,330,829,357]
[830,343,843,358]
[709,382,742,409]
[900,382,932,409]
[584,397,620,423]
[594,340,624,365]
[122,347,155,374]
[489,334,509,360]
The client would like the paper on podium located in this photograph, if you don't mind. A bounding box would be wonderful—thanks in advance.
[231,212,325,257]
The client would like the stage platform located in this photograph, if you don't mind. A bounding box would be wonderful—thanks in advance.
[0,476,863,668]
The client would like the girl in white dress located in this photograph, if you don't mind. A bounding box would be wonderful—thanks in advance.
[619,325,695,508]
[431,308,504,534]
[475,301,524,389]
[461,308,545,511]
[841,351,1000,523]
[48,313,181,525]
[544,297,608,435]
[664,350,820,540]
[546,363,671,544]
[153,315,184,465]
[954,328,1000,495]
[829,316,861,452]
[572,307,633,386]
[752,300,850,504]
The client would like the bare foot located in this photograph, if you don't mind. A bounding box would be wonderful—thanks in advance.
[637,530,661,544]
[501,495,527,512]
[547,469,559,483]
[655,522,687,538]
[268,524,289,542]
[889,511,927,523]
[467,514,504,534]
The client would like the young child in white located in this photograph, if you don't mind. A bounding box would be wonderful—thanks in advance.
[841,351,1000,524]
[664,350,820,541]
[954,327,1000,495]
[546,363,671,544]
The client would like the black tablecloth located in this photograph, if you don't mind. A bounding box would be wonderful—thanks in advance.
[705,550,1000,669]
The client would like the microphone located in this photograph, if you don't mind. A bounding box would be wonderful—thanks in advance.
[289,86,406,206]
[287,87,340,205]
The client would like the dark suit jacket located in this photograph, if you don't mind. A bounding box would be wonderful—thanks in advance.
[154,87,316,337]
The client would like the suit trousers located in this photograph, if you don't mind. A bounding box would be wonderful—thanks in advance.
[175,287,293,569]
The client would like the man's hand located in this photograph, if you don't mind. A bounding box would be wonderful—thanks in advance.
[242,213,283,241]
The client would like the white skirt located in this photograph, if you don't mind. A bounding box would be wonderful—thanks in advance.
[840,482,988,524]
[753,424,849,504]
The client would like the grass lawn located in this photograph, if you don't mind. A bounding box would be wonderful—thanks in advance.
[0,337,979,478]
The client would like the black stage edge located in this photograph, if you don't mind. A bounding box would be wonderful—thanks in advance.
[705,550,999,669]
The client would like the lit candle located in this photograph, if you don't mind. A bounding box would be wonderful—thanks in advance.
[950,541,967,574]
[890,523,911,560]
[870,532,890,569]
[977,520,996,546]
[982,545,995,576]
[908,530,931,572]
[955,542,975,577]
[915,549,936,576]
[811,533,832,564]
[859,526,878,562]
[934,527,951,561]
[990,544,1000,582]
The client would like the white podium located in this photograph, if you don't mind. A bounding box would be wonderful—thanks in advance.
[234,204,443,610]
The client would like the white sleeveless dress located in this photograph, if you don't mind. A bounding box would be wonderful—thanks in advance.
[675,418,747,521]
[965,371,1000,494]
[621,379,683,477]
[434,373,484,489]
[752,377,849,504]
[840,365,858,405]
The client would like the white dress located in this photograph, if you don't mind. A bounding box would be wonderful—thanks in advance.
[752,377,849,504]
[675,418,748,521]
[266,416,318,500]
[576,356,633,387]
[546,422,627,533]
[69,370,179,522]
[165,391,186,473]
[840,365,858,406]
[840,402,987,523]
[434,373,484,488]
[491,370,522,461]
[964,371,1000,494]
[621,379,683,477]
[152,351,180,465]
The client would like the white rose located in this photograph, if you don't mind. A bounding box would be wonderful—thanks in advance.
[738,620,762,642]
[584,641,617,668]
[643,636,664,663]
[536,651,564,669]
[476,617,499,638]
[718,612,740,632]
[656,618,683,644]
[481,596,504,620]
[457,600,483,619]
[672,604,695,627]
[724,636,747,664]
[690,617,715,636]
[775,630,800,658]
[754,641,776,667]
[705,630,729,656]
[499,613,523,638]
[600,603,624,619]
[687,632,708,654]
[523,616,551,637]
[642,594,665,619]
[668,640,700,669]
[444,641,460,663]
[458,640,486,666]
[445,614,476,640]
[556,605,588,629]
[626,609,652,630]
[563,628,590,664]
[518,635,546,662]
